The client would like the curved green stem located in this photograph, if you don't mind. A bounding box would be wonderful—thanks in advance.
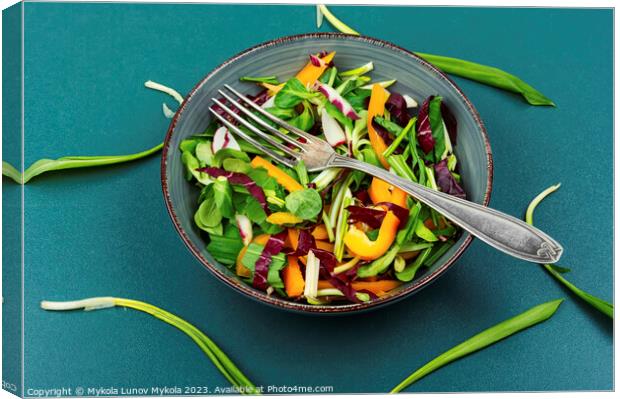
[2,161,22,184]
[317,4,554,106]
[21,142,162,184]
[525,185,613,319]
[41,297,259,394]
[391,299,564,393]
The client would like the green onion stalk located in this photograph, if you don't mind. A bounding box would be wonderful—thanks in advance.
[316,4,554,106]
[390,299,564,392]
[41,297,260,394]
[525,184,613,318]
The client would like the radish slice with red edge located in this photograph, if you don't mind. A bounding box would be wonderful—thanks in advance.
[321,108,346,147]
[309,54,325,67]
[316,82,360,120]
[235,214,253,246]
[212,126,241,153]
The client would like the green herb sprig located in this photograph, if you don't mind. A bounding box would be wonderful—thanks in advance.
[525,184,613,318]
[316,5,554,106]
[40,297,260,395]
[390,298,564,393]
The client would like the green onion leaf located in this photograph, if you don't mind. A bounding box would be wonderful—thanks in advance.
[239,75,279,85]
[317,4,359,35]
[525,184,613,318]
[2,161,21,184]
[317,5,554,106]
[391,298,564,392]
[383,117,416,158]
[41,297,259,394]
[21,142,163,184]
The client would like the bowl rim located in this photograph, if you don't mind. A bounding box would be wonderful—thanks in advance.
[161,32,493,314]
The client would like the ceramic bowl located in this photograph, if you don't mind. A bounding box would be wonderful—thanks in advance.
[162,33,493,314]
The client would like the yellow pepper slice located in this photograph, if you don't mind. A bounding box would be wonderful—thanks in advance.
[344,211,400,260]
[266,212,303,225]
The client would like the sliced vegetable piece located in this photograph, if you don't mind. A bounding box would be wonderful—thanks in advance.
[304,250,321,299]
[317,82,360,120]
[251,231,288,290]
[250,156,304,192]
[296,51,336,88]
[283,256,305,297]
[235,214,253,246]
[266,212,303,225]
[311,225,329,240]
[236,234,270,277]
[321,108,347,147]
[367,84,390,168]
[368,177,408,208]
[344,211,400,260]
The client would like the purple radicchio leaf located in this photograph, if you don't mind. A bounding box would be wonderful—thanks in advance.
[198,167,270,213]
[347,203,409,230]
[288,229,316,257]
[440,102,457,144]
[375,202,409,229]
[416,96,436,154]
[434,159,466,199]
[346,206,386,229]
[371,118,403,155]
[385,92,411,127]
[252,231,288,290]
[249,89,271,107]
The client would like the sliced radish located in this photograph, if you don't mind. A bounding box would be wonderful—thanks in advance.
[309,54,325,67]
[260,95,276,109]
[316,82,360,120]
[403,94,418,108]
[235,214,253,246]
[212,126,240,153]
[321,108,346,147]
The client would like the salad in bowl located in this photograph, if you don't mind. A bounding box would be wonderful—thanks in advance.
[177,50,466,306]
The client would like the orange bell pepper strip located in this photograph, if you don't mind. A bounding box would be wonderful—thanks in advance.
[283,256,305,297]
[315,240,334,252]
[236,234,270,277]
[251,156,304,192]
[343,211,400,260]
[367,84,390,168]
[311,224,329,240]
[260,51,336,94]
[317,280,401,296]
[368,177,408,208]
[295,51,336,88]
[287,229,300,251]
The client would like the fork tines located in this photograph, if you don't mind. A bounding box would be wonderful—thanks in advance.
[209,85,315,168]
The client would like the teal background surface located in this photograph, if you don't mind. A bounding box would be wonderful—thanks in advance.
[12,2,614,394]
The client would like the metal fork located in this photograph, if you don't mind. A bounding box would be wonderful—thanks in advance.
[209,84,563,264]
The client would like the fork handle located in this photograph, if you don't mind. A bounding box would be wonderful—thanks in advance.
[331,155,563,264]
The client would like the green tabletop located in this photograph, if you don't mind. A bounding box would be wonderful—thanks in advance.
[3,3,612,394]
